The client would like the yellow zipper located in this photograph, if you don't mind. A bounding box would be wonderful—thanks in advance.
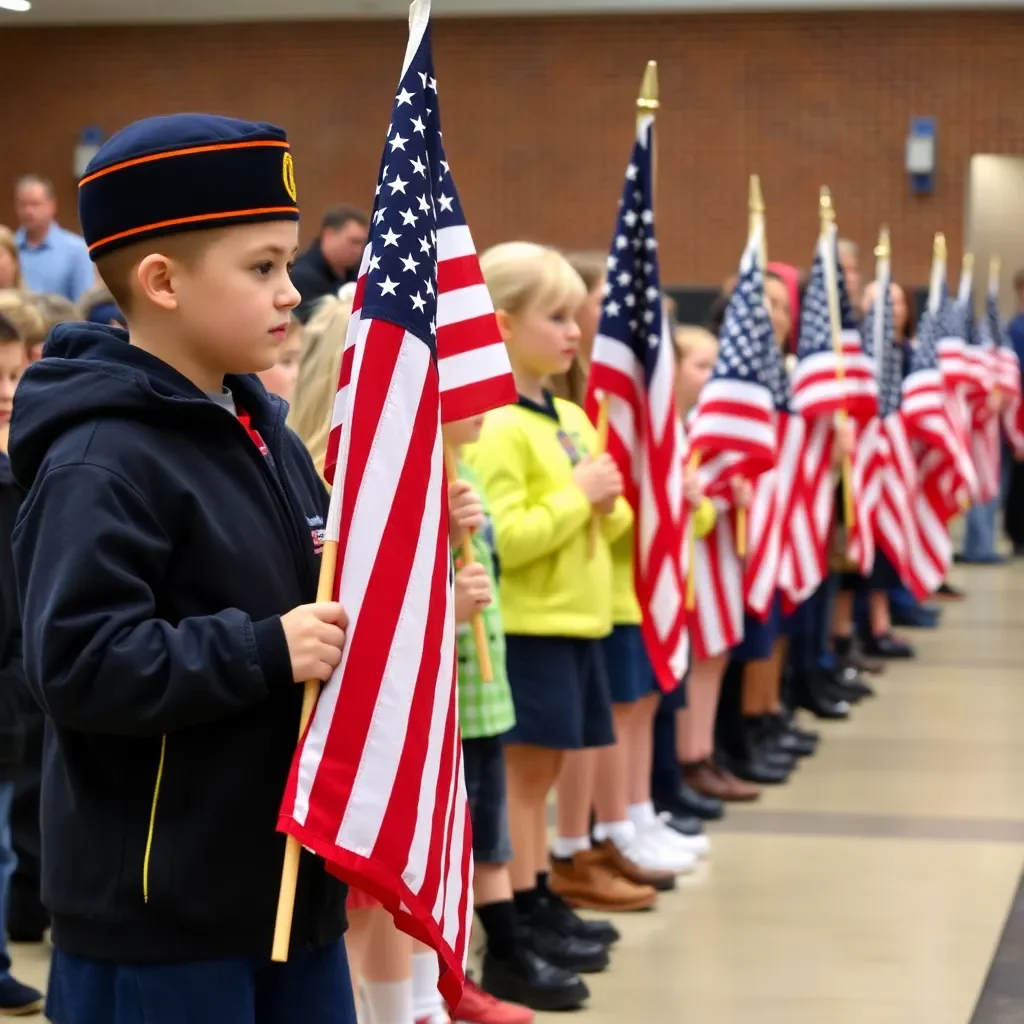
[142,734,167,904]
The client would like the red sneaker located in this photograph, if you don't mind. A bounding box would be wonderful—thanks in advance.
[450,979,535,1024]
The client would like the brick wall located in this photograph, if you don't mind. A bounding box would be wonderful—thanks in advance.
[4,10,1023,286]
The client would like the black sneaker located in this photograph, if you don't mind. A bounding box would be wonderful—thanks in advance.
[535,890,619,946]
[0,975,43,1016]
[481,948,589,1012]
[520,913,609,974]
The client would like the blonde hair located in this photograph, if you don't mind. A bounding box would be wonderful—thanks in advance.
[0,290,45,348]
[29,292,77,333]
[288,287,355,480]
[480,242,586,317]
[0,228,23,289]
[563,251,606,293]
[674,325,719,364]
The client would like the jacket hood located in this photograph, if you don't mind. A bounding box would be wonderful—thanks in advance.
[10,322,282,490]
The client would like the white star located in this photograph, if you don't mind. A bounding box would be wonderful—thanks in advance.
[411,292,427,313]
[604,300,621,317]
[411,116,426,136]
[400,208,418,226]
[430,318,437,336]
[375,182,382,196]
[629,319,639,331]
[381,228,401,248]
[418,71,428,88]
[631,238,643,251]
[419,236,432,254]
[615,235,628,251]
[425,278,435,297]
[373,207,387,225]
[416,194,431,213]
[410,156,427,177]
[602,280,612,297]
[438,193,454,213]
[625,164,638,180]
[643,310,655,324]
[617,271,631,287]
[428,77,437,91]
[368,254,381,272]
[625,294,636,308]
[396,88,414,107]
[648,333,659,348]
[645,286,659,302]
[388,175,409,195]
[378,276,399,296]
[607,255,618,270]
[645,237,658,251]
[623,210,638,228]
[400,253,419,273]
[389,134,409,152]
[642,209,654,225]
[440,160,450,177]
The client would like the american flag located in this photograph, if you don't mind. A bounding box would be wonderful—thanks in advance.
[278,1,517,1004]
[687,220,776,498]
[792,231,876,578]
[989,267,1024,456]
[585,114,688,689]
[968,264,1001,505]
[745,323,811,618]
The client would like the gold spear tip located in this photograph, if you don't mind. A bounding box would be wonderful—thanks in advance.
[637,60,659,112]
[819,186,835,224]
[875,225,890,259]
[962,252,974,273]
[934,232,947,260]
[749,174,764,214]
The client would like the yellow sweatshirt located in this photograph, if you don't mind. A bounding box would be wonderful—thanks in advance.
[464,393,632,639]
[610,499,717,625]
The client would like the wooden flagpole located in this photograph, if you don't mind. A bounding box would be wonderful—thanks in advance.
[819,187,855,532]
[271,538,339,962]
[445,445,493,682]
[589,59,659,560]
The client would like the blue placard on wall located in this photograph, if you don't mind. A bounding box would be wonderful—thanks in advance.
[907,117,937,196]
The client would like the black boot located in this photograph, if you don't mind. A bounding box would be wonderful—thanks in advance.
[653,780,724,822]
[716,665,793,784]
[534,888,619,946]
[764,713,817,757]
[481,948,590,1012]
[746,717,798,773]
[520,908,609,974]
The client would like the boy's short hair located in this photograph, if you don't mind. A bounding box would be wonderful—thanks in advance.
[0,312,20,345]
[28,293,77,334]
[94,233,211,315]
[0,291,45,349]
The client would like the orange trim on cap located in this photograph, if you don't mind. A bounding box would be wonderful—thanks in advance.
[78,139,290,187]
[87,206,299,253]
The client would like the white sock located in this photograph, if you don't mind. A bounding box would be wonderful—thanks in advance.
[592,819,636,850]
[361,978,414,1024]
[412,951,445,1020]
[551,834,591,859]
[628,801,658,831]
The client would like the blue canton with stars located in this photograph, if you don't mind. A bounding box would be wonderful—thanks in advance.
[595,117,663,388]
[797,241,832,362]
[713,232,774,394]
[910,304,943,377]
[359,23,465,351]
[862,266,902,418]
[835,238,860,331]
[980,281,1009,351]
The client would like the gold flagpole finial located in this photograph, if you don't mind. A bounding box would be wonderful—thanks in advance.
[749,174,764,215]
[934,232,947,261]
[875,225,891,259]
[819,186,835,226]
[962,251,974,274]
[637,60,659,113]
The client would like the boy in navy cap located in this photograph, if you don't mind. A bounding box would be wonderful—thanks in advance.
[9,114,355,1023]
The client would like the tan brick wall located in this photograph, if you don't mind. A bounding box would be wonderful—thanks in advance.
[4,10,1023,285]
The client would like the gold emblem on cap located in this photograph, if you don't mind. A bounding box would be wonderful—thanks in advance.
[282,152,297,203]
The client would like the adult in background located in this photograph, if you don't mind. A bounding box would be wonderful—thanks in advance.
[13,176,95,304]
[291,205,369,322]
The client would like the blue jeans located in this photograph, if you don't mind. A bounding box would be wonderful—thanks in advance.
[963,498,999,560]
[0,781,18,978]
[46,939,356,1024]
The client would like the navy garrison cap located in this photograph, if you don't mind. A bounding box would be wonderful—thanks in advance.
[78,113,300,260]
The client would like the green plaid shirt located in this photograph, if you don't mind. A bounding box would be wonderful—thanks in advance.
[456,463,516,740]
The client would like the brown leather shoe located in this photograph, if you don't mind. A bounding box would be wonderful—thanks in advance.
[550,849,658,911]
[593,839,676,892]
[684,759,761,802]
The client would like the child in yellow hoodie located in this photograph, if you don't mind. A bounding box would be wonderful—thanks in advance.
[466,242,630,976]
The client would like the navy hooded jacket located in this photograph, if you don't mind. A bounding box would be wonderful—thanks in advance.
[9,323,346,963]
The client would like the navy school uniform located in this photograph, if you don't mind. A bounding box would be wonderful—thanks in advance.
[10,324,351,1021]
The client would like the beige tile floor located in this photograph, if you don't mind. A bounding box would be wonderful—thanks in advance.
[9,564,1024,1022]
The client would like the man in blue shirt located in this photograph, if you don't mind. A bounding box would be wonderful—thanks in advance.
[13,176,95,303]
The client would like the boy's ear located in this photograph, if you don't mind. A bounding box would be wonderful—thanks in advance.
[494,308,514,344]
[135,254,179,312]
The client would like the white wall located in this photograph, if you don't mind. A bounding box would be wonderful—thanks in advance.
[966,156,1024,321]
